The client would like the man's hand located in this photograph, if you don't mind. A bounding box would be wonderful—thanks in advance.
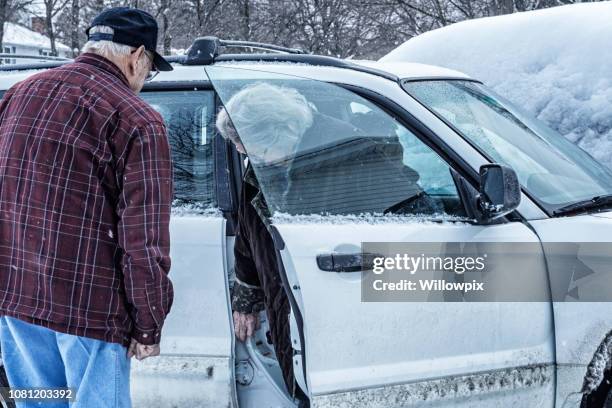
[127,338,161,360]
[233,311,260,342]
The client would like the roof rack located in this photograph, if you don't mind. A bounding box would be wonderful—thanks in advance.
[0,37,399,83]
[219,40,305,55]
[181,37,399,82]
[181,37,305,65]
[215,53,398,82]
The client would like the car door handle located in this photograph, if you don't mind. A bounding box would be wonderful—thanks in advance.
[316,253,382,272]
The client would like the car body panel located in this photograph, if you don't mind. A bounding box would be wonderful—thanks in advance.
[131,355,232,408]
[0,70,39,89]
[0,63,208,90]
[529,214,612,407]
[274,221,555,407]
[352,60,472,80]
[0,59,468,91]
[129,215,236,407]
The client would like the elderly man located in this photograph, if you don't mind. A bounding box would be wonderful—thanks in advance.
[0,7,173,407]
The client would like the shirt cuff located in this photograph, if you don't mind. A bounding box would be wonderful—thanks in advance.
[131,326,162,345]
[232,280,265,314]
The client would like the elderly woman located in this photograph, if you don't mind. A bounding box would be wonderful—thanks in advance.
[216,82,313,398]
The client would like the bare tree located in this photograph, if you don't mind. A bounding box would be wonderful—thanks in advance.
[156,0,172,54]
[56,0,120,57]
[0,0,8,49]
[240,0,251,40]
[92,0,105,11]
[45,0,608,62]
[43,0,70,55]
[488,0,515,14]
[184,0,222,36]
[0,0,33,49]
[69,0,79,56]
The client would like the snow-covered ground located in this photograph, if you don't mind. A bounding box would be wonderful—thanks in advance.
[381,2,612,169]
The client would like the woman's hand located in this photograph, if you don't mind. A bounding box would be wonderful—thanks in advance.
[233,311,261,342]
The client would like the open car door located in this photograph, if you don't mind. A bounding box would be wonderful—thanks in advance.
[206,66,555,407]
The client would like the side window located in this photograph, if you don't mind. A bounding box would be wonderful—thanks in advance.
[208,68,466,218]
[140,90,217,212]
[349,100,458,198]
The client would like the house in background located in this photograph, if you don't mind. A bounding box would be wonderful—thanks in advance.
[2,18,72,64]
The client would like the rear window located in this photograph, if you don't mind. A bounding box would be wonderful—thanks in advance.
[141,90,217,211]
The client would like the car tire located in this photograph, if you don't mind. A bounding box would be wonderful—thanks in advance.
[0,363,15,408]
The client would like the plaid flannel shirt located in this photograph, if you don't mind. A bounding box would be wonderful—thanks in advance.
[0,53,174,346]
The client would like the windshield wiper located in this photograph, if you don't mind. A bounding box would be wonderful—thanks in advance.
[553,194,612,216]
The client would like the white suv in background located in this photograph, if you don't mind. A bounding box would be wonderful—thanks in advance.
[1,37,612,408]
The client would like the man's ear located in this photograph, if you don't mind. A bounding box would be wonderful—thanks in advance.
[128,45,146,75]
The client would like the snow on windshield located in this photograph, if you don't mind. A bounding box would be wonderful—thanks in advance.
[381,2,612,169]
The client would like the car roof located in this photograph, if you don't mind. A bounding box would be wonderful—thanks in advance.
[0,64,209,90]
[183,59,471,81]
[0,58,473,91]
[351,60,471,81]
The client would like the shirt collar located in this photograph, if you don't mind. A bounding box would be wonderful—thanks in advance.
[75,53,131,88]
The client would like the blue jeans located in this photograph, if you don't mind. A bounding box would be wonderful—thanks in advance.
[0,316,131,408]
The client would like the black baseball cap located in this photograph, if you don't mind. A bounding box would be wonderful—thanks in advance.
[86,7,173,71]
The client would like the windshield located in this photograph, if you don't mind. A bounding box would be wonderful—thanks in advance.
[403,80,612,212]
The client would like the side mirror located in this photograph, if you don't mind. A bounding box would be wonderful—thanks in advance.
[478,164,521,221]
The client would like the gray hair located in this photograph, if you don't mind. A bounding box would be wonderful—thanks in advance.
[82,25,138,60]
[216,107,241,146]
[216,82,313,148]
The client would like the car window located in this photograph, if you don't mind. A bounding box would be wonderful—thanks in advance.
[207,66,465,218]
[141,90,217,210]
[404,80,612,210]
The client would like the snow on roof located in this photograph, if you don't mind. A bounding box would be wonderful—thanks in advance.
[3,22,71,51]
[380,2,612,169]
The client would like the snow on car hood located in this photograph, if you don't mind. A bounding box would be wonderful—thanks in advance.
[591,210,612,219]
[381,2,612,170]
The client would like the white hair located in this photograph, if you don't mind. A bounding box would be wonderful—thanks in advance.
[84,24,153,74]
[216,108,240,145]
[82,26,135,57]
[216,82,313,148]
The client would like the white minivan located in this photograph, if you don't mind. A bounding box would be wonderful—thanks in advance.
[1,37,612,408]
